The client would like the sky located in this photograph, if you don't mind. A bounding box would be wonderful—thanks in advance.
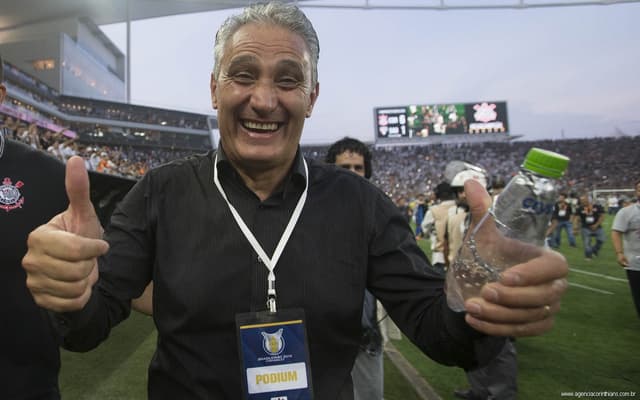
[100,2,640,145]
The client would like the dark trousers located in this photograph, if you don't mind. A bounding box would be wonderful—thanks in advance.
[627,269,640,318]
[466,339,517,400]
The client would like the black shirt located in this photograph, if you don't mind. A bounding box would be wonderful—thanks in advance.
[551,201,573,223]
[0,139,68,400]
[59,148,502,400]
[577,203,605,228]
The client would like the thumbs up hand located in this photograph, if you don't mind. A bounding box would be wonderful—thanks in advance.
[22,156,109,312]
[456,179,568,337]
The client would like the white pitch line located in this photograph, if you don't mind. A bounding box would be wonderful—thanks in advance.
[570,268,627,283]
[568,282,614,295]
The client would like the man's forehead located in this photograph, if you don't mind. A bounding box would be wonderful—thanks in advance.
[225,23,311,62]
[337,151,364,160]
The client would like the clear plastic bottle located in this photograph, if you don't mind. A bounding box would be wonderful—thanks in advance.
[492,148,570,247]
[446,148,569,311]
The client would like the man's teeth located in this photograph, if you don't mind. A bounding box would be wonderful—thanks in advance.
[243,121,278,131]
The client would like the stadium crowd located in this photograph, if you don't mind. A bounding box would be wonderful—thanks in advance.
[2,55,637,204]
[369,137,640,202]
[2,109,638,205]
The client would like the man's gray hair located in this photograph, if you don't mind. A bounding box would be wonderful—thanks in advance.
[213,1,320,85]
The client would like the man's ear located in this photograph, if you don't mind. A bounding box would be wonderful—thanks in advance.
[210,73,218,110]
[306,82,319,118]
[0,84,6,104]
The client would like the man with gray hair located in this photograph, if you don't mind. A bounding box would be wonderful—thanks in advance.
[22,3,568,399]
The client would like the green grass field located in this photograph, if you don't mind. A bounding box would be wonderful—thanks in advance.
[60,215,640,399]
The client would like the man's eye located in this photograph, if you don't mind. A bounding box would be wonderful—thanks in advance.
[278,77,300,89]
[232,73,255,83]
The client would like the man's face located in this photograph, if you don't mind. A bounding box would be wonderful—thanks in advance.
[334,151,365,178]
[0,84,5,103]
[210,23,319,172]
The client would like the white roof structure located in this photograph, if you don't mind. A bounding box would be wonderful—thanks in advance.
[2,0,638,31]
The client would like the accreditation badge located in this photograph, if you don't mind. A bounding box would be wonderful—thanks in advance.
[236,308,313,400]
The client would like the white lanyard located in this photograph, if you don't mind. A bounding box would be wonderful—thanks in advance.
[213,153,308,313]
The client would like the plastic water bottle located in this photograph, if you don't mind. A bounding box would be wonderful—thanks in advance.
[492,147,570,247]
[446,148,569,311]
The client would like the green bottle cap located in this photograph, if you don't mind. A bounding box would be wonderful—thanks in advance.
[522,148,569,178]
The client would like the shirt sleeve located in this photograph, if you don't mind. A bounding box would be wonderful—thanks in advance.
[612,207,628,232]
[366,190,504,370]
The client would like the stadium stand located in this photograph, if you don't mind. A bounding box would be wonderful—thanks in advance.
[2,60,638,203]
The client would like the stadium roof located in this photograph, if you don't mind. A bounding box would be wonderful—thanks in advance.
[0,1,299,30]
[1,0,639,32]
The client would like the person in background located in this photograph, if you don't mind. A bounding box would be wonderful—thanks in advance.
[396,195,413,224]
[0,53,69,400]
[21,3,567,399]
[607,194,620,215]
[490,176,506,201]
[414,193,427,240]
[611,180,640,318]
[421,181,456,274]
[326,136,384,400]
[546,193,577,249]
[325,136,371,179]
[576,194,606,261]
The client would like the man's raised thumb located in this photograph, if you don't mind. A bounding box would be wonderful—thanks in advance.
[65,156,101,238]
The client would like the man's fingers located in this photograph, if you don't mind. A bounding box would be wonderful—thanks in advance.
[30,287,94,314]
[23,248,100,283]
[499,249,568,287]
[26,225,108,263]
[465,298,561,324]
[465,313,556,337]
[26,267,97,299]
[480,278,567,308]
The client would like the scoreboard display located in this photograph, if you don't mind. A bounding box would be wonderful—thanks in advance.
[374,101,508,142]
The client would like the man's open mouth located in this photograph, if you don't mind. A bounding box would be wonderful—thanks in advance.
[242,120,280,133]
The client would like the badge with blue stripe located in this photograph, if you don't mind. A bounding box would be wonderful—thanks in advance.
[236,309,313,400]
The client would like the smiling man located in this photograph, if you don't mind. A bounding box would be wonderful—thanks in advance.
[22,2,568,400]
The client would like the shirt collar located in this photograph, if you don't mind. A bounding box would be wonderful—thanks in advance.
[213,144,307,199]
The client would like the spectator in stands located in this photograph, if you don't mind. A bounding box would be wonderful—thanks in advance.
[1,115,19,139]
[21,3,567,399]
[611,180,640,318]
[546,193,577,249]
[0,53,69,400]
[576,194,606,261]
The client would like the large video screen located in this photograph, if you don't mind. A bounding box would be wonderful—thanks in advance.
[374,101,508,141]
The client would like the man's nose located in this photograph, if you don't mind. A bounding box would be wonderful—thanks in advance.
[250,80,277,113]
